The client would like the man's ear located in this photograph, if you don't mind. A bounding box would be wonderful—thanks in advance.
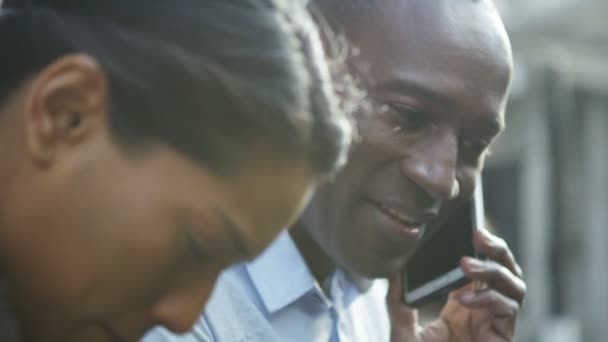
[24,54,109,166]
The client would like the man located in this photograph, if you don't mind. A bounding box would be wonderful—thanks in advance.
[145,0,526,341]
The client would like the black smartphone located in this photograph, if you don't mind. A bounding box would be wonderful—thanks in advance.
[402,176,485,307]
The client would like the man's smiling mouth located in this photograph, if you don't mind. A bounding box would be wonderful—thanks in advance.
[367,198,437,241]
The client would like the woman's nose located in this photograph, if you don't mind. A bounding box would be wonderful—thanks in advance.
[148,273,218,334]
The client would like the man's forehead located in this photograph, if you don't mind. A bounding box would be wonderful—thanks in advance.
[343,0,512,87]
[363,1,506,47]
[320,0,506,47]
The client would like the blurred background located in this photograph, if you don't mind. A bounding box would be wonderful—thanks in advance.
[483,0,607,341]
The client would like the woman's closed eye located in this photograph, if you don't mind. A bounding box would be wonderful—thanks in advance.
[178,214,222,264]
[181,215,246,266]
[185,229,212,262]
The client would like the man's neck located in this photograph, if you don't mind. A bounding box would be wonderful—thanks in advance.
[289,225,335,286]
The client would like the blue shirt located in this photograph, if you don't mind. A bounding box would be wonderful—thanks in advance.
[143,231,390,342]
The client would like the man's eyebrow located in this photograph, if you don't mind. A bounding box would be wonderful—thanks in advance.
[372,77,456,108]
[215,209,251,259]
[376,77,506,134]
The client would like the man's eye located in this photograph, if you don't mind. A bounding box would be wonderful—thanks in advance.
[387,104,428,132]
[462,138,491,157]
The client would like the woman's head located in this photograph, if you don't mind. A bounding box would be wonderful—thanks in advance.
[0,0,352,340]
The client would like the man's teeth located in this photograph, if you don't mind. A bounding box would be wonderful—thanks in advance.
[379,204,419,226]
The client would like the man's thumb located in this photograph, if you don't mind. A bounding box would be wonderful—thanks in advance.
[387,273,420,341]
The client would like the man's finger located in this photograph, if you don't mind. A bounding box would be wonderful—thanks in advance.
[457,289,519,338]
[387,273,403,304]
[458,288,519,317]
[387,273,420,341]
[461,257,527,304]
[474,229,523,278]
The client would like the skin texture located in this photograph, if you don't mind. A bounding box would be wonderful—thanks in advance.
[0,55,316,342]
[295,0,526,340]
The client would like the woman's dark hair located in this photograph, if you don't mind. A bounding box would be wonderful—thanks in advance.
[0,0,352,176]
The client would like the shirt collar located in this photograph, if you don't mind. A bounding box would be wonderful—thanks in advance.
[246,231,376,314]
[343,270,374,294]
[246,231,317,314]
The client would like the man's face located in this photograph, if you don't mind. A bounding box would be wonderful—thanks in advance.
[0,60,316,341]
[304,0,512,278]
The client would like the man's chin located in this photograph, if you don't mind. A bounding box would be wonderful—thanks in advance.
[367,264,404,280]
[348,255,409,281]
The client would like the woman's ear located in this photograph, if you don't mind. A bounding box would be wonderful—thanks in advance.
[23,54,109,166]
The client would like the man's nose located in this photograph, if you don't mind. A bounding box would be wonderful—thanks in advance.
[401,131,460,201]
[149,274,217,334]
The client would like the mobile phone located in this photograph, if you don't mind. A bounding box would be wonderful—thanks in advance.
[403,176,485,307]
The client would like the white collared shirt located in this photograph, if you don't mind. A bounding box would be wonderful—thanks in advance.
[143,231,390,342]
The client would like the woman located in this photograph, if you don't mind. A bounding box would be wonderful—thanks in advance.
[0,0,352,340]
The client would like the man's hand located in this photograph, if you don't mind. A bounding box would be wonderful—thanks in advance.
[387,228,526,342]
